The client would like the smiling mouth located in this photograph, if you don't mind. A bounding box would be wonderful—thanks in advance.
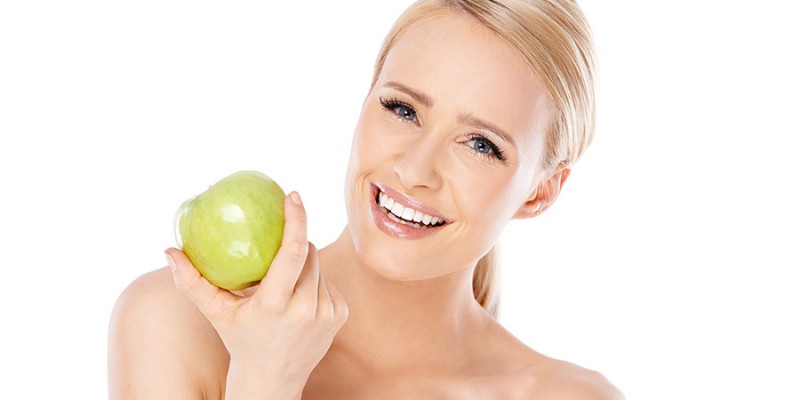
[374,190,447,229]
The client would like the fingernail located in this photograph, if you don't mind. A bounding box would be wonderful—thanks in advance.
[165,253,176,272]
[289,192,302,206]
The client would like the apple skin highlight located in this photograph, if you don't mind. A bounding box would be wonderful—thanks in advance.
[175,171,285,290]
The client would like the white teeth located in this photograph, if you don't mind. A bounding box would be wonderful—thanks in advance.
[389,202,404,217]
[377,190,444,227]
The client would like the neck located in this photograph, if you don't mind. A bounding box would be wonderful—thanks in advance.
[318,228,490,373]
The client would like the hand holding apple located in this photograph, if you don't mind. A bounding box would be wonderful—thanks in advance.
[174,171,285,290]
[166,188,349,399]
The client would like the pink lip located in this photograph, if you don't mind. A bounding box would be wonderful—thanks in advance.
[373,183,448,222]
[369,183,449,240]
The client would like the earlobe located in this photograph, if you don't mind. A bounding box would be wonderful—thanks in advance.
[513,163,571,219]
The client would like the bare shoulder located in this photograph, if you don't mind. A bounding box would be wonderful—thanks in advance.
[476,318,623,400]
[520,355,625,400]
[108,267,228,399]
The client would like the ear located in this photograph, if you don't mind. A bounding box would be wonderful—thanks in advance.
[514,162,571,219]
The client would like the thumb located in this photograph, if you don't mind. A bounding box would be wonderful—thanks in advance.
[165,247,239,319]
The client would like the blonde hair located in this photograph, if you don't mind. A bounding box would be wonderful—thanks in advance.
[370,0,597,318]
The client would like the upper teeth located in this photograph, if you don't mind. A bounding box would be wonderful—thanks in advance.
[379,192,443,226]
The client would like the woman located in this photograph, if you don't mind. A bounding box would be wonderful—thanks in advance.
[109,0,623,398]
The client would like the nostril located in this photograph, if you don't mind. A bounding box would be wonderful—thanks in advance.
[394,157,441,191]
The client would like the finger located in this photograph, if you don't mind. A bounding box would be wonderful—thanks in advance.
[165,248,239,319]
[326,278,349,327]
[258,192,309,301]
[316,272,335,319]
[292,243,320,299]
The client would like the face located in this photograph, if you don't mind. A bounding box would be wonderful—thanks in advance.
[344,11,554,281]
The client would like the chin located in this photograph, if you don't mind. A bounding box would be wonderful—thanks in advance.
[346,227,431,281]
[344,188,442,281]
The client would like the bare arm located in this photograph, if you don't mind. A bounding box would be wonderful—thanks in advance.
[108,267,228,400]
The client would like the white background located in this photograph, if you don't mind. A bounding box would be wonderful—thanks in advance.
[1,1,798,398]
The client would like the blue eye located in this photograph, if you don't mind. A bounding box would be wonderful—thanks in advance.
[466,134,506,162]
[380,97,418,123]
[470,138,492,154]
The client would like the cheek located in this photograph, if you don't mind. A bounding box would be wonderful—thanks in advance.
[465,180,515,219]
[449,167,528,242]
[347,112,391,174]
[344,110,395,212]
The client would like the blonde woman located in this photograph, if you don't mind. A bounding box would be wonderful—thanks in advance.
[109,0,624,398]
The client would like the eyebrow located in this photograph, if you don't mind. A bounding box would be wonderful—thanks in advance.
[384,81,515,147]
[384,81,434,108]
[458,113,516,147]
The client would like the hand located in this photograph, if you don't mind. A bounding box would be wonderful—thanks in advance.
[165,192,348,399]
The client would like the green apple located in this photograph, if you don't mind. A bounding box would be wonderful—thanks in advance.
[174,171,285,290]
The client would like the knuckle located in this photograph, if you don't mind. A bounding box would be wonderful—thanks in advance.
[316,299,335,321]
[175,274,199,295]
[294,207,308,222]
[281,241,309,263]
[173,277,191,294]
[338,308,350,325]
[334,301,349,325]
[260,295,289,314]
[293,301,317,322]
[288,209,308,228]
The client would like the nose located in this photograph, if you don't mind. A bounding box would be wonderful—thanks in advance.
[393,133,444,191]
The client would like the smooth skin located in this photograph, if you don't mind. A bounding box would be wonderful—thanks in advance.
[109,10,623,400]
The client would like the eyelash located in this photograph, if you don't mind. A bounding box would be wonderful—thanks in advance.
[379,97,418,123]
[378,96,506,162]
[464,133,507,162]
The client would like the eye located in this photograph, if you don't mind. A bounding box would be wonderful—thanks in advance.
[380,97,418,123]
[465,134,507,162]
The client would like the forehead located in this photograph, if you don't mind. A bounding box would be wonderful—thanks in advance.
[378,11,552,153]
